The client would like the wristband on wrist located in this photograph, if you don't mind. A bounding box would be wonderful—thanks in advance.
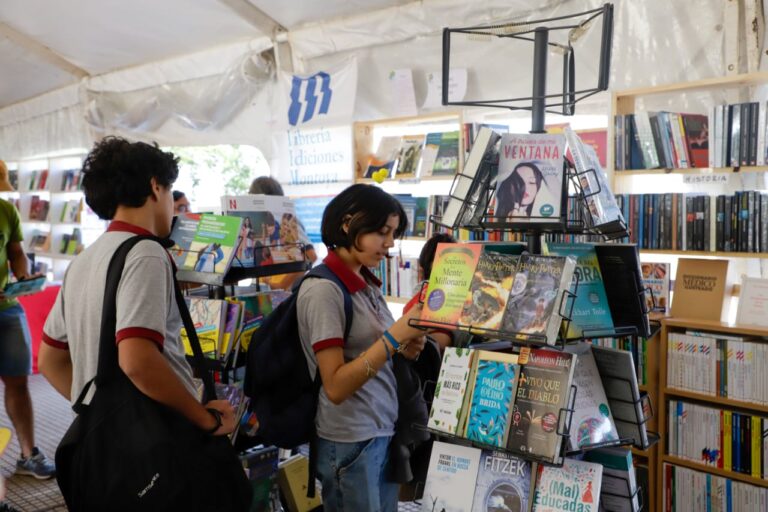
[380,338,392,361]
[203,408,222,435]
[382,330,400,352]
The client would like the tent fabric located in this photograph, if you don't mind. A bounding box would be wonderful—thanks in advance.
[0,0,757,159]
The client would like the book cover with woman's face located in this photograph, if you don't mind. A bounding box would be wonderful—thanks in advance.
[494,134,565,224]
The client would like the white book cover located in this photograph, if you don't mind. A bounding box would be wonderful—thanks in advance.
[421,441,481,512]
[565,343,619,451]
[441,126,500,228]
[495,133,565,224]
[221,194,307,267]
[533,458,603,512]
[758,102,766,166]
[633,112,661,169]
[736,276,768,328]
[428,348,475,435]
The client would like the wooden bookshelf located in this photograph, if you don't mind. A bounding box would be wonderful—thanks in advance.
[657,318,768,510]
[615,71,768,100]
[353,111,464,182]
[614,165,768,176]
[662,387,768,415]
[662,455,768,488]
[639,249,768,259]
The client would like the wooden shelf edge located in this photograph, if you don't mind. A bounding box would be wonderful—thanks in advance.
[661,318,768,337]
[353,111,462,127]
[355,175,455,184]
[661,387,768,414]
[613,71,768,99]
[615,166,768,175]
[662,455,768,487]
[384,295,410,304]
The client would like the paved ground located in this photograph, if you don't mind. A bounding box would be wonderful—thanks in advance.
[0,374,424,511]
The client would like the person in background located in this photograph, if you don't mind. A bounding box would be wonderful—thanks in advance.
[298,184,427,511]
[249,175,318,289]
[402,232,457,351]
[172,190,191,215]
[0,191,55,483]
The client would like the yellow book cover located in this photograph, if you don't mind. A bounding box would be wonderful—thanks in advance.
[278,455,322,512]
[752,416,761,478]
[421,243,482,329]
[723,410,732,472]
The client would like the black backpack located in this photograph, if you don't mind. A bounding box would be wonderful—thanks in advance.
[55,235,252,511]
[244,264,352,449]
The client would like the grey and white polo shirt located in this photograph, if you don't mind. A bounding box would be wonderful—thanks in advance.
[297,251,398,443]
[43,220,196,404]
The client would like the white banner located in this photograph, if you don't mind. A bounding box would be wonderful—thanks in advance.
[275,57,357,129]
[271,125,354,185]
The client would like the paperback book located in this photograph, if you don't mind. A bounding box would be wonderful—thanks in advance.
[594,244,651,337]
[501,254,576,345]
[430,131,461,176]
[459,252,518,332]
[565,126,626,235]
[421,441,482,512]
[591,345,649,448]
[429,347,475,435]
[494,133,566,225]
[421,243,483,329]
[364,135,402,178]
[564,343,619,451]
[640,262,670,313]
[507,348,576,463]
[532,458,603,512]
[472,450,534,512]
[394,134,425,178]
[170,213,242,274]
[221,195,308,267]
[545,242,614,338]
[464,351,520,448]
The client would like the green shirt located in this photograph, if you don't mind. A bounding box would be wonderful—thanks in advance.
[0,199,23,312]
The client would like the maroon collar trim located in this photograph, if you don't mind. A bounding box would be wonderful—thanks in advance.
[107,221,154,236]
[323,251,382,293]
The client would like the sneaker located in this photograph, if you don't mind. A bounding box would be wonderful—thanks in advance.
[0,502,21,512]
[16,447,56,480]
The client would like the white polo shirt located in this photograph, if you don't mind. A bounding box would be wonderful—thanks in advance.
[43,221,196,404]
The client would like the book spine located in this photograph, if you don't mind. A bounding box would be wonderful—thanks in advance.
[750,102,760,166]
[730,104,741,167]
[740,103,750,166]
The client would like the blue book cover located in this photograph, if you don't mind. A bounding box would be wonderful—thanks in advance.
[465,353,519,448]
[472,450,532,512]
[545,243,614,338]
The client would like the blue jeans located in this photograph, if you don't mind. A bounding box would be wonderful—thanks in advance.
[316,436,399,512]
[0,305,31,376]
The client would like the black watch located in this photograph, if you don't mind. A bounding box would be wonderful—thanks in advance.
[203,408,222,435]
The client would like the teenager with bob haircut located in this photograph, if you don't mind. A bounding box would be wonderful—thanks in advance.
[298,183,428,511]
[38,137,242,505]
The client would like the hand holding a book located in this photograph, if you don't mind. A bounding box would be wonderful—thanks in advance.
[389,302,431,343]
[399,335,427,361]
[203,399,237,436]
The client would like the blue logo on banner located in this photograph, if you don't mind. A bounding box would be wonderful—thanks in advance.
[288,72,332,126]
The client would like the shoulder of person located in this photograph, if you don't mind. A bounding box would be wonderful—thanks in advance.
[125,238,174,266]
[297,276,345,303]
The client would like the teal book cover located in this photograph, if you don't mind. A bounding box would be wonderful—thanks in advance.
[546,242,614,338]
[466,357,519,448]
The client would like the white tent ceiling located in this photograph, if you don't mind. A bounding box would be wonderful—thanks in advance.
[0,0,760,160]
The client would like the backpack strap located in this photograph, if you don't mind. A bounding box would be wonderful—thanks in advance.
[82,235,215,410]
[294,264,355,498]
